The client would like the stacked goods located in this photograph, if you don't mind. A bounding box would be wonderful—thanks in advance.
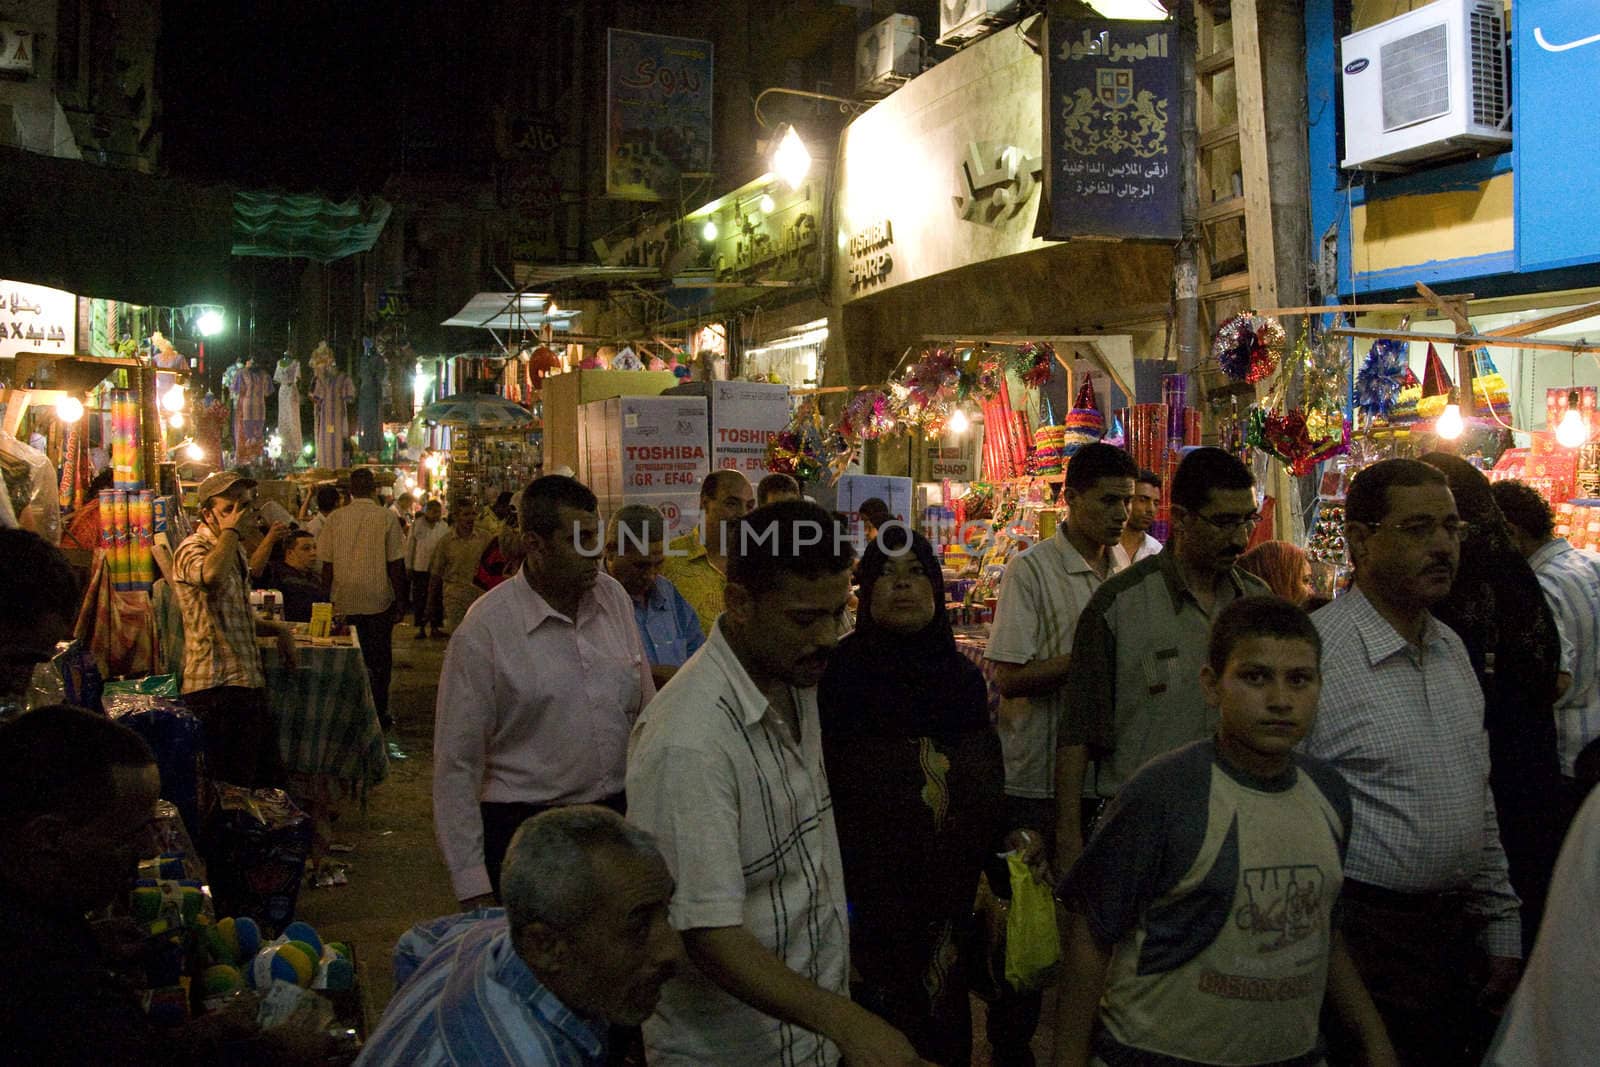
[1555,500,1600,551]
[98,488,156,592]
[110,389,144,491]
[1032,424,1065,476]
[1060,375,1106,455]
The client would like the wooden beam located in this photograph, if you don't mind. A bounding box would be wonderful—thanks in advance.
[1255,301,1468,317]
[1327,327,1600,355]
[1231,0,1278,311]
[1483,299,1600,338]
[1414,282,1478,415]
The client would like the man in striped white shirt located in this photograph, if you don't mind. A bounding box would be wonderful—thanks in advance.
[1493,480,1600,822]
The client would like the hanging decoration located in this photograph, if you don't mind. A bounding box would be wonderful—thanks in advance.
[1354,338,1408,419]
[1212,312,1286,384]
[1061,374,1106,455]
[836,389,896,446]
[1245,334,1351,476]
[765,398,846,485]
[1004,342,1056,389]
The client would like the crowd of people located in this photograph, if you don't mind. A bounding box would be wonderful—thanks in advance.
[2,441,1599,1067]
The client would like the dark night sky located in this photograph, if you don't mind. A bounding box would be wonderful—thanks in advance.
[158,2,405,195]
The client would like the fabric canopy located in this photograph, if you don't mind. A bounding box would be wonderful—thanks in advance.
[231,190,393,262]
[0,146,233,306]
[441,291,581,331]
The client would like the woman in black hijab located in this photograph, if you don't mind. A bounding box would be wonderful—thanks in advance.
[819,528,1004,1067]
[1421,453,1565,952]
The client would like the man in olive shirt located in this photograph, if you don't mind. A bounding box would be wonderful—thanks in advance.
[1055,447,1271,873]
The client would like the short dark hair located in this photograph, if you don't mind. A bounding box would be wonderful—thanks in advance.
[519,475,598,538]
[1345,458,1448,525]
[0,528,79,629]
[315,486,340,513]
[1137,468,1162,490]
[1171,447,1255,512]
[0,705,155,830]
[1207,595,1322,675]
[700,469,748,504]
[756,472,801,506]
[274,528,315,563]
[1066,442,1139,493]
[349,468,376,495]
[1490,480,1555,541]
[727,500,856,597]
[857,497,892,528]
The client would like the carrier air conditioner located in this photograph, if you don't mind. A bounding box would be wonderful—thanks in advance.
[937,0,1020,48]
[1339,0,1510,171]
[856,14,924,98]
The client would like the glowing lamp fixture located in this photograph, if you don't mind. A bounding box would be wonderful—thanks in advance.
[700,219,719,242]
[168,411,186,430]
[758,193,776,214]
[302,442,315,456]
[162,384,187,412]
[184,441,204,461]
[1556,390,1590,449]
[948,408,970,435]
[1435,389,1464,441]
[56,396,84,424]
[424,453,443,471]
[196,310,224,337]
[771,125,811,191]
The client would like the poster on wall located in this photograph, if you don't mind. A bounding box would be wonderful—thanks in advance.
[1516,1,1600,272]
[711,381,791,477]
[1,280,76,360]
[606,29,714,202]
[1039,18,1181,241]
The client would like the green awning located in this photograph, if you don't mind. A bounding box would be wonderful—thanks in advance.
[231,190,392,262]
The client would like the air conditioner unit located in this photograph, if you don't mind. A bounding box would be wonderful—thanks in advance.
[856,14,924,98]
[1339,0,1510,171]
[938,0,1020,48]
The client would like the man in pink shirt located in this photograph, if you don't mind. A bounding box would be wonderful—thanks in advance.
[433,476,655,908]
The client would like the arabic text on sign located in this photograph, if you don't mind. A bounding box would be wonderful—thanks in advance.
[1060,29,1170,63]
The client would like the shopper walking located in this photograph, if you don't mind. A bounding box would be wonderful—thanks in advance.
[404,498,448,638]
[317,467,406,731]
[428,498,495,633]
[820,528,1003,1066]
[604,504,704,688]
[662,469,754,635]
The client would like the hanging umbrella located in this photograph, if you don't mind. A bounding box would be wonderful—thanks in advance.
[418,392,536,428]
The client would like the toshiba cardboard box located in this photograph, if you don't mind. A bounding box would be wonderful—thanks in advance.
[710,381,791,478]
[582,394,710,540]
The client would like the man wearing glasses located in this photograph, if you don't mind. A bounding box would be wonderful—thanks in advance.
[1302,458,1520,1065]
[1055,447,1272,874]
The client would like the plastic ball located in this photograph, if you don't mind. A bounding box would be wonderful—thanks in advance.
[203,923,235,965]
[130,887,163,923]
[326,941,351,960]
[232,916,261,959]
[250,943,314,988]
[282,921,323,958]
[287,940,321,971]
[201,964,243,995]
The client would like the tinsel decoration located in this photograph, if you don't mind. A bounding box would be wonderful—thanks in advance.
[1004,342,1056,389]
[765,398,846,485]
[1354,338,1407,418]
[836,389,897,445]
[1212,313,1285,384]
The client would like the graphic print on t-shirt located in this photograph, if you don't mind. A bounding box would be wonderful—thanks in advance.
[1236,864,1327,952]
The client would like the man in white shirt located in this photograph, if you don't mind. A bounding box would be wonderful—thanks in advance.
[403,499,449,639]
[434,475,655,909]
[318,468,406,730]
[628,501,927,1067]
[1111,467,1163,570]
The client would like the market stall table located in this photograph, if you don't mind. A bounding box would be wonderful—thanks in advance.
[953,625,1003,721]
[257,630,388,792]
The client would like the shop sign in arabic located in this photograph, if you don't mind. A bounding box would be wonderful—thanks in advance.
[954,143,1043,226]
[606,29,714,202]
[845,220,895,293]
[0,280,75,360]
[1041,19,1180,241]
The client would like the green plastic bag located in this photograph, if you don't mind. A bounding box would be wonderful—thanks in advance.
[102,674,180,699]
[1003,851,1060,992]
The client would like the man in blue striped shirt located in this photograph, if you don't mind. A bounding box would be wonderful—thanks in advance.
[356,807,682,1067]
[1493,480,1600,822]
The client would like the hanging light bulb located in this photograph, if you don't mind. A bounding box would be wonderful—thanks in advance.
[948,408,970,434]
[1556,390,1589,449]
[162,384,187,412]
[56,396,84,424]
[701,219,719,242]
[184,441,204,461]
[168,411,186,430]
[1435,389,1464,441]
[758,192,776,214]
[770,124,811,190]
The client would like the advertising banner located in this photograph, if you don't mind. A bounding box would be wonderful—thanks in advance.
[711,381,791,477]
[1,279,75,359]
[1041,19,1181,241]
[614,395,710,495]
[606,29,714,202]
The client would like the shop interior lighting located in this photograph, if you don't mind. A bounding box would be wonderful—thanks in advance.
[1556,390,1589,449]
[759,193,776,214]
[196,310,224,337]
[56,396,84,424]
[701,219,719,242]
[948,408,970,435]
[425,453,443,471]
[302,442,315,456]
[743,323,830,358]
[1436,389,1464,441]
[168,411,185,430]
[771,125,811,191]
[162,384,187,412]
[184,440,204,461]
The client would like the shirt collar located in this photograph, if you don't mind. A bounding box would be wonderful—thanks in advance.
[1529,537,1572,570]
[1049,527,1098,574]
[645,575,674,610]
[475,926,607,1061]
[672,529,710,563]
[1154,541,1249,613]
[702,620,779,727]
[1343,585,1444,666]
[515,570,603,632]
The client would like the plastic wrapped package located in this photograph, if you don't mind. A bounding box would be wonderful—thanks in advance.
[202,785,313,937]
[104,689,204,841]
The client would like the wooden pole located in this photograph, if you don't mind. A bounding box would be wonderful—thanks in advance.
[1326,327,1600,355]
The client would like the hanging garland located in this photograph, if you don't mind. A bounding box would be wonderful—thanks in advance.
[836,389,896,446]
[1003,342,1055,389]
[1213,312,1286,383]
[1244,333,1351,476]
[1354,338,1407,419]
[766,398,846,485]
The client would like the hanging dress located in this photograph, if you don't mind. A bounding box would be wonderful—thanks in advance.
[312,369,355,469]
[274,358,304,462]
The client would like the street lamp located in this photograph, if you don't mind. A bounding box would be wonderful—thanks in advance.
[770,124,812,191]
[197,309,225,337]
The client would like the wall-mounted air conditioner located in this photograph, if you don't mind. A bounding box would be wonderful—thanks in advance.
[856,14,924,99]
[938,0,1020,49]
[1339,0,1510,171]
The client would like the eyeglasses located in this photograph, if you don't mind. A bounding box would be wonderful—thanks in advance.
[1193,511,1264,533]
[1365,518,1476,542]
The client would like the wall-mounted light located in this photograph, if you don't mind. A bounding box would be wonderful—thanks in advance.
[770,124,811,191]
[1556,390,1589,449]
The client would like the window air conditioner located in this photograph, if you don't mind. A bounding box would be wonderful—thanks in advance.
[937,0,1020,49]
[1339,0,1510,171]
[856,14,924,99]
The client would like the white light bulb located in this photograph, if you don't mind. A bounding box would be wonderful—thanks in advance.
[772,126,811,190]
[184,441,204,460]
[1556,406,1589,449]
[1436,403,1465,441]
[948,408,970,434]
[701,219,719,242]
[56,396,84,423]
[759,193,776,214]
[162,385,187,412]
[168,411,185,430]
[197,310,224,337]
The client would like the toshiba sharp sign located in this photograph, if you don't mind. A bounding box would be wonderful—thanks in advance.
[1517,0,1600,272]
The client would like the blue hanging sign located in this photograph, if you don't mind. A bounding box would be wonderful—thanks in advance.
[1516,1,1600,272]
[1040,19,1181,241]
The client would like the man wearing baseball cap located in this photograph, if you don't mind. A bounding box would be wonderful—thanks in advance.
[172,470,296,787]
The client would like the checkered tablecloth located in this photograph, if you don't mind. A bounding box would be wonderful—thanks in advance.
[259,637,388,790]
[953,626,1003,721]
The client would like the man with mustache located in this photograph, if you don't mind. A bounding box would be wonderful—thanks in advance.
[627,501,929,1066]
[1302,458,1521,1065]
[1057,446,1271,875]
[434,476,655,909]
